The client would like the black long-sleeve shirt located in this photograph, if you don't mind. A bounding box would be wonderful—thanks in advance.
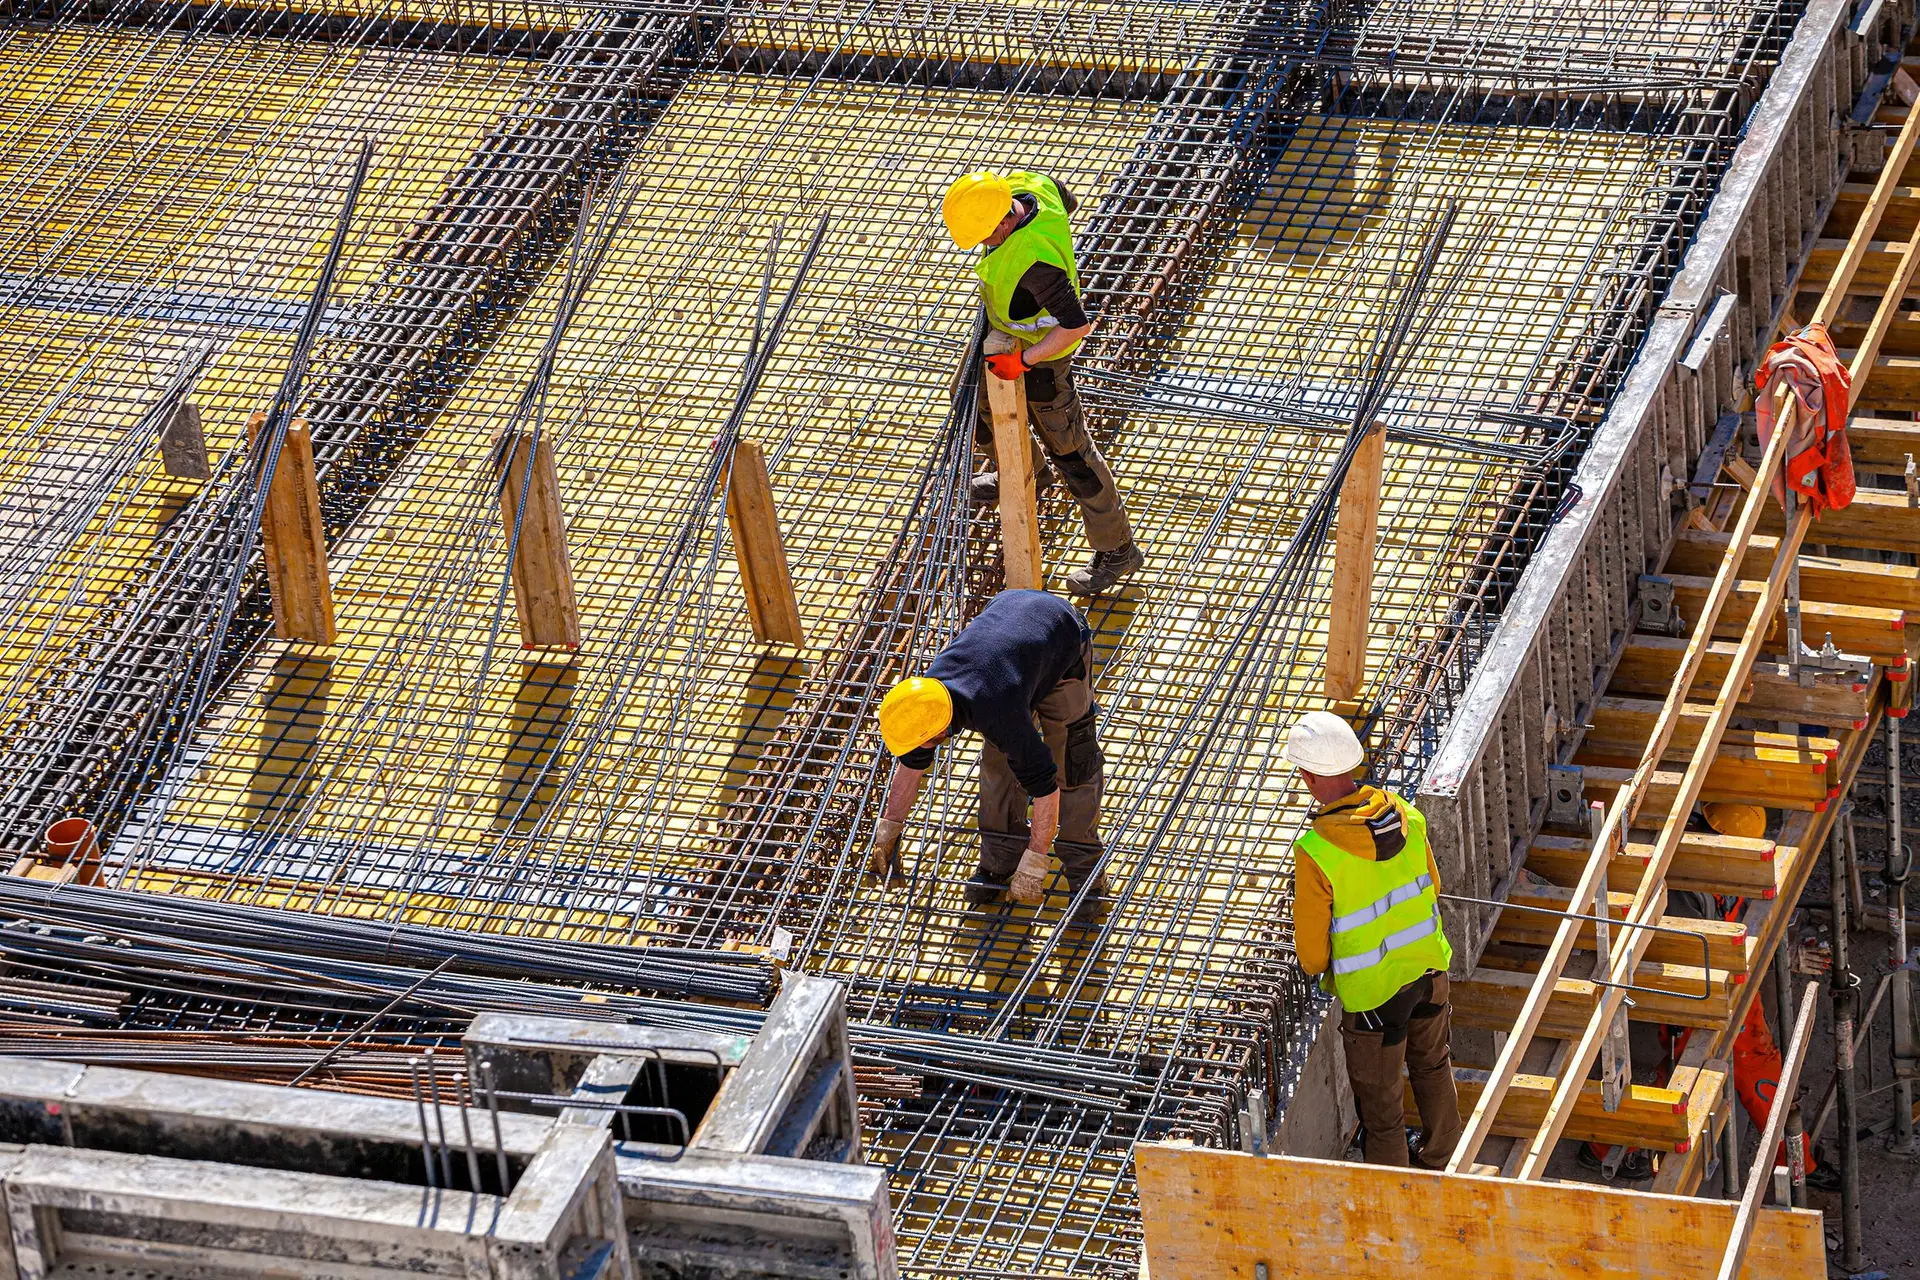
[896,590,1091,797]
[1003,180,1088,331]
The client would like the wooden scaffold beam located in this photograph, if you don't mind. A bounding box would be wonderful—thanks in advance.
[724,438,806,648]
[249,411,336,646]
[495,429,581,650]
[1325,421,1386,709]
[982,349,1045,591]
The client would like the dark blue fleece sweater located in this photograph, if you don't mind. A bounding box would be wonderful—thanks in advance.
[895,589,1091,797]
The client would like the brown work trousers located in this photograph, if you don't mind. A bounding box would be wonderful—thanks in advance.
[977,329,1134,552]
[975,660,1105,890]
[1340,971,1464,1168]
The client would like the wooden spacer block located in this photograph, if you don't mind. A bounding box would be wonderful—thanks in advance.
[158,400,209,480]
[982,346,1045,591]
[494,429,581,650]
[724,438,806,647]
[248,412,336,645]
[1325,421,1385,703]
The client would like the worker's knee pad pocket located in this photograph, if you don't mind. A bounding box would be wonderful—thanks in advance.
[1064,707,1102,786]
[1049,450,1103,501]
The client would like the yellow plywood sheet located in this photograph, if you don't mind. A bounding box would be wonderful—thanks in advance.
[122,74,1156,933]
[0,30,536,699]
[1136,1146,1825,1279]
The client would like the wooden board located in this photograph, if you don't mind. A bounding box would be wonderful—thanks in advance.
[724,438,805,647]
[495,430,581,650]
[1135,1147,1824,1279]
[982,352,1044,591]
[1325,422,1384,702]
[248,412,335,646]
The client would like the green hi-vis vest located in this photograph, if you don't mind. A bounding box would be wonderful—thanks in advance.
[974,172,1083,359]
[1297,797,1452,1013]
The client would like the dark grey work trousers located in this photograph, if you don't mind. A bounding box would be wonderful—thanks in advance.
[976,329,1134,552]
[973,662,1105,893]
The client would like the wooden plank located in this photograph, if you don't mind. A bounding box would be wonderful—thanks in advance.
[1325,421,1384,703]
[1661,574,1910,662]
[1456,955,1735,1035]
[1716,983,1821,1280]
[1491,884,1750,972]
[247,412,335,646]
[1611,634,1872,728]
[494,430,581,650]
[1579,759,1830,816]
[1814,96,1920,328]
[1525,831,1781,899]
[1844,415,1920,470]
[1135,1147,1825,1279]
[1665,531,1920,610]
[1434,1068,1698,1150]
[982,350,1043,591]
[1584,697,1838,763]
[1847,211,1920,389]
[723,438,806,647]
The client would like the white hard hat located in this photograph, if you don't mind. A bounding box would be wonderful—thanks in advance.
[1283,710,1365,775]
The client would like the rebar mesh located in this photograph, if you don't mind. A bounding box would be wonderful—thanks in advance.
[0,0,1804,1271]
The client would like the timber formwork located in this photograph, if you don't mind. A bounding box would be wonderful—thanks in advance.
[1176,0,1917,1271]
[0,0,1825,1273]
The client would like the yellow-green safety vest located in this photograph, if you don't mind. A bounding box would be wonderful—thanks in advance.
[974,172,1084,359]
[1297,797,1452,1013]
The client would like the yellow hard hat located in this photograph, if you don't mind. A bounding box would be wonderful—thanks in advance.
[1704,803,1767,840]
[942,171,1013,249]
[878,677,953,757]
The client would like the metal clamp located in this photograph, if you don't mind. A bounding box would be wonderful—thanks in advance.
[1546,763,1586,828]
[1637,574,1684,636]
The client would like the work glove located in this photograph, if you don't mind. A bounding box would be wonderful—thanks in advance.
[1008,847,1051,904]
[984,351,1028,381]
[868,818,905,882]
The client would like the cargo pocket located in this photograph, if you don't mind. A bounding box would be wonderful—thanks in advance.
[1064,707,1103,787]
[1049,449,1104,501]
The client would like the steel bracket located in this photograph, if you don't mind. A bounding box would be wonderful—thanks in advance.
[1637,574,1683,637]
[1547,764,1586,828]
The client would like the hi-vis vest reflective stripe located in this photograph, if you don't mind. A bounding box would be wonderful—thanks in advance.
[1297,796,1452,1014]
[974,173,1083,359]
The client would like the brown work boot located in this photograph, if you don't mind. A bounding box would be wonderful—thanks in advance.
[1066,542,1144,596]
[970,463,1055,506]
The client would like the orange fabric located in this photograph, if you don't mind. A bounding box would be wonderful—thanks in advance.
[1731,998,1816,1173]
[1753,323,1856,516]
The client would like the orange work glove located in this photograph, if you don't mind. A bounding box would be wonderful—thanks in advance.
[984,351,1028,381]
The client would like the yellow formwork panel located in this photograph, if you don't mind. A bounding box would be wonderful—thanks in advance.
[123,73,1159,933]
[0,31,537,700]
[789,116,1668,1022]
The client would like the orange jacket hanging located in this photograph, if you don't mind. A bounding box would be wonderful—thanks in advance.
[1752,322,1856,516]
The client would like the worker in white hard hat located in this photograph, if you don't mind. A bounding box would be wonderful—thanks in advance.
[869,589,1109,923]
[1284,709,1462,1168]
[941,169,1145,597]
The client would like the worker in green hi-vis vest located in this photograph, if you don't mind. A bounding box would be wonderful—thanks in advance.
[942,169,1145,597]
[1284,710,1463,1169]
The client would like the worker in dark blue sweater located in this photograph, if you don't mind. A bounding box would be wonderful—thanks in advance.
[870,589,1108,921]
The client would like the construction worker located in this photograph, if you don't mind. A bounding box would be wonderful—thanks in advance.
[1285,710,1462,1168]
[868,588,1108,921]
[941,169,1145,597]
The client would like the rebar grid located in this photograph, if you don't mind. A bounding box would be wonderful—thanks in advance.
[0,0,1804,1272]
